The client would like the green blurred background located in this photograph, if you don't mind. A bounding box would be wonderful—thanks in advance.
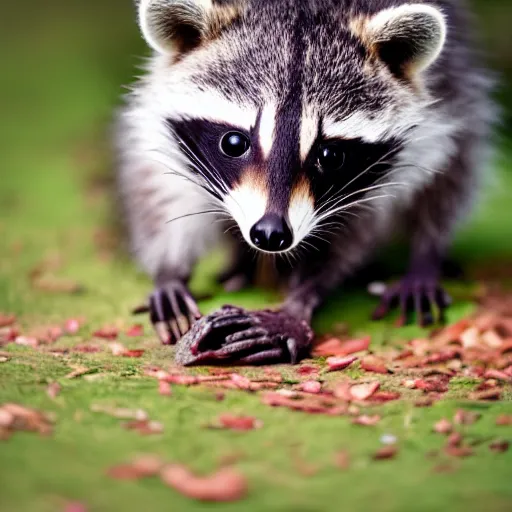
[0,3,511,512]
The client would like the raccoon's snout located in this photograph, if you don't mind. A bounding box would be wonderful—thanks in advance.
[249,213,293,253]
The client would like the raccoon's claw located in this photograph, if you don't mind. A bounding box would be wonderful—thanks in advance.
[372,276,451,327]
[174,305,313,366]
[139,281,201,345]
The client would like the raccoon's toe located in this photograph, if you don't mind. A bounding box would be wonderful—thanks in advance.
[143,281,201,345]
[372,277,451,327]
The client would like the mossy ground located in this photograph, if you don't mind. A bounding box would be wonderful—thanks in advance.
[0,2,511,511]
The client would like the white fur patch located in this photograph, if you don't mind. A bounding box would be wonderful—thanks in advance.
[223,181,268,249]
[300,107,318,161]
[259,103,277,158]
[288,185,315,250]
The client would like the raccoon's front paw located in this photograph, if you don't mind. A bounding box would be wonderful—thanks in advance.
[372,275,452,327]
[175,306,313,366]
[136,281,201,345]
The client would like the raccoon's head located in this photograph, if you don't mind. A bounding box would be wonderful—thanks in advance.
[138,0,447,253]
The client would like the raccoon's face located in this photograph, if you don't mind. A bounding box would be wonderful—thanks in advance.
[138,0,446,253]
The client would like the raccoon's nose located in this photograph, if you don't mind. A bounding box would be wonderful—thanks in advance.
[250,213,293,252]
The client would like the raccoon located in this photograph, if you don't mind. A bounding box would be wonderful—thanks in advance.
[116,0,495,363]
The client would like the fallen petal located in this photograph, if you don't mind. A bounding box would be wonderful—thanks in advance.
[350,382,380,401]
[352,414,381,426]
[373,445,397,460]
[159,381,172,396]
[489,440,509,453]
[217,414,262,431]
[160,464,248,502]
[361,357,389,374]
[326,356,357,372]
[46,382,61,399]
[126,324,144,337]
[433,418,452,434]
[300,381,322,394]
[496,414,512,426]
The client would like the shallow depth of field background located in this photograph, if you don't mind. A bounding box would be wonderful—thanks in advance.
[0,2,511,512]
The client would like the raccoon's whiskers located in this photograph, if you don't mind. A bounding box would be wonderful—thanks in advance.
[166,209,227,224]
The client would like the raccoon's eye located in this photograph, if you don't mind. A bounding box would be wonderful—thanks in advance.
[317,144,345,171]
[220,132,251,158]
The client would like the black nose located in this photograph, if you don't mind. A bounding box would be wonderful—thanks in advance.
[249,213,293,252]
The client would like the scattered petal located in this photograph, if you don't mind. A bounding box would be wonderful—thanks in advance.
[350,382,380,401]
[433,418,453,434]
[352,414,381,426]
[15,336,39,348]
[123,419,164,435]
[126,324,144,337]
[468,388,502,401]
[217,414,262,431]
[300,381,322,394]
[93,327,118,340]
[489,440,509,453]
[297,365,319,376]
[63,502,87,512]
[326,355,357,372]
[46,382,61,399]
[370,391,401,402]
[453,409,481,425]
[159,381,172,396]
[373,445,397,460]
[65,365,90,379]
[91,404,148,420]
[496,414,512,426]
[0,314,16,328]
[361,356,389,374]
[445,445,473,458]
[64,318,82,334]
[160,464,248,502]
[122,349,145,358]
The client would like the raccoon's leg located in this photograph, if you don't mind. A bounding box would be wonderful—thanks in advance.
[120,160,220,344]
[372,135,481,326]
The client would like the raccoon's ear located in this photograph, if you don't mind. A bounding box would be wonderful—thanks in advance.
[137,0,243,55]
[354,4,446,78]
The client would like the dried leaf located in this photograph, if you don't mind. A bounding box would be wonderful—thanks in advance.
[445,445,473,458]
[373,445,397,460]
[300,381,322,394]
[352,414,381,426]
[496,414,512,426]
[160,464,248,502]
[296,365,320,376]
[489,440,509,453]
[0,314,16,328]
[350,382,380,401]
[122,349,145,358]
[64,318,82,334]
[90,404,148,420]
[46,382,61,399]
[453,409,481,425]
[326,355,357,372]
[159,381,172,396]
[123,419,164,435]
[126,324,144,337]
[63,502,87,512]
[468,388,502,401]
[15,336,39,348]
[93,327,118,340]
[65,365,90,379]
[217,414,262,431]
[433,418,453,434]
[361,356,389,374]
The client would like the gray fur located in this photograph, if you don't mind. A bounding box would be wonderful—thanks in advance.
[116,0,496,321]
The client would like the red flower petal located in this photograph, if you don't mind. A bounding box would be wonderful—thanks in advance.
[326,356,357,372]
